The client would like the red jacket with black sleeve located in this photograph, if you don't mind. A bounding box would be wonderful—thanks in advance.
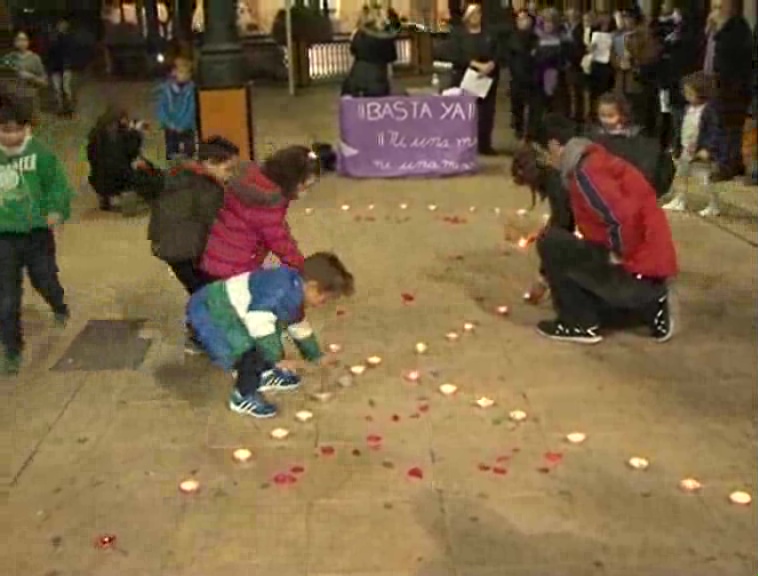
[566,143,678,279]
[200,163,305,280]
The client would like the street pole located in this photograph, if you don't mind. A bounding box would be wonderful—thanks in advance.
[285,0,296,96]
[198,0,246,88]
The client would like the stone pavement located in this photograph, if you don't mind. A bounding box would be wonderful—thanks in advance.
[4,79,758,576]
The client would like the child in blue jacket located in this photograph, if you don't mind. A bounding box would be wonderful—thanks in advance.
[187,252,354,418]
[157,56,197,161]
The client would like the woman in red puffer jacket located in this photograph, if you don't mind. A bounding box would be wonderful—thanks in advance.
[201,146,319,281]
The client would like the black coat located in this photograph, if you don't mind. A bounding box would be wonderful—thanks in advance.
[714,16,753,89]
[147,164,225,264]
[506,30,537,88]
[449,28,499,87]
[46,32,75,73]
[341,29,397,97]
[87,125,150,198]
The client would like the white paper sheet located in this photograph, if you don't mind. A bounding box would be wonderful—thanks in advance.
[590,32,613,64]
[460,68,493,99]
[659,90,671,113]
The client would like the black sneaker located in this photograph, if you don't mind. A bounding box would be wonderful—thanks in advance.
[650,294,674,342]
[536,320,603,344]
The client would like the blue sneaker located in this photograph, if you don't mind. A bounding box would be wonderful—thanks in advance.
[228,389,277,419]
[258,368,301,392]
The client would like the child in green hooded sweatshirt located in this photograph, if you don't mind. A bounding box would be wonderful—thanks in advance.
[0,98,73,376]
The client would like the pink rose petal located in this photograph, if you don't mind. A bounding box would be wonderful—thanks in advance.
[320,446,336,456]
[366,434,383,445]
[401,292,415,303]
[544,452,563,464]
[492,467,508,475]
[496,455,510,463]
[273,473,297,485]
[290,465,305,474]
[418,404,430,413]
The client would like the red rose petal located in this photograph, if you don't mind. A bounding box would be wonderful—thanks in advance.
[478,463,491,471]
[407,467,424,479]
[537,467,551,474]
[418,404,430,413]
[291,465,305,474]
[492,467,508,475]
[352,449,362,456]
[496,455,510,463]
[336,308,346,316]
[366,434,383,444]
[544,452,563,464]
[273,473,297,485]
[320,446,336,456]
[401,292,415,303]
[391,414,400,422]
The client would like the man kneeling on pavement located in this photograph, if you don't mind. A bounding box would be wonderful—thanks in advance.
[535,115,678,344]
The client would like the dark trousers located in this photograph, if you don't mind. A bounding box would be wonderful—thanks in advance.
[477,76,499,151]
[0,229,67,356]
[164,130,197,161]
[537,228,665,328]
[510,83,539,141]
[168,260,211,295]
[716,81,750,173]
[588,63,614,117]
[565,68,585,123]
[628,85,658,137]
[234,346,272,396]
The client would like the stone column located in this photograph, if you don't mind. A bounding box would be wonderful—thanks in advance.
[198,0,246,87]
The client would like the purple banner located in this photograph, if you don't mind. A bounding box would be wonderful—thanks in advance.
[338,95,479,178]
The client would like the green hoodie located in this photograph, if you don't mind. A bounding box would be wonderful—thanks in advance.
[0,136,73,233]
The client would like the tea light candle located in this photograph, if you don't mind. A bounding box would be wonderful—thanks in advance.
[508,410,527,422]
[566,432,587,444]
[517,237,529,249]
[493,207,501,215]
[304,208,314,215]
[439,383,458,396]
[350,364,367,376]
[679,478,702,492]
[517,208,528,217]
[399,203,408,210]
[496,305,509,316]
[469,206,477,213]
[627,457,649,470]
[327,343,342,353]
[445,331,460,341]
[270,428,290,440]
[404,370,421,383]
[311,391,334,402]
[368,204,375,210]
[366,356,382,367]
[414,342,428,354]
[475,397,494,408]
[427,204,438,211]
[729,491,752,505]
[295,410,313,422]
[463,322,476,332]
[179,479,200,493]
[232,448,253,463]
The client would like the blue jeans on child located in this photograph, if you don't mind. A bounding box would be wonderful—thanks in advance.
[0,229,68,357]
[164,130,197,160]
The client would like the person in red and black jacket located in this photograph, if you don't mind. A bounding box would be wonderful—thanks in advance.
[535,114,678,345]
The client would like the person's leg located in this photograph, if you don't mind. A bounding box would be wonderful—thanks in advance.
[180,130,197,159]
[510,85,526,139]
[168,260,205,294]
[477,79,498,153]
[228,347,278,418]
[535,228,607,343]
[50,73,63,111]
[696,164,719,217]
[0,233,25,373]
[62,70,74,112]
[164,130,179,161]
[23,229,68,323]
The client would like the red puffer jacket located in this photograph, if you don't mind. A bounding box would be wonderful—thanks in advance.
[200,163,305,280]
[564,142,678,279]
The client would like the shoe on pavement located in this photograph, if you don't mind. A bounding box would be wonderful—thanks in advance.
[663,196,687,212]
[258,368,301,392]
[228,389,277,418]
[53,310,69,328]
[536,320,603,344]
[698,204,720,217]
[650,293,675,342]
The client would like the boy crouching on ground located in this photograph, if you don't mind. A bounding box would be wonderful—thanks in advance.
[187,252,354,418]
[0,98,73,376]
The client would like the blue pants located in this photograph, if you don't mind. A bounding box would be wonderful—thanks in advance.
[164,130,196,160]
[0,230,67,356]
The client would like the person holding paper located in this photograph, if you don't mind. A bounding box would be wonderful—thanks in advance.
[449,3,499,155]
[587,13,615,115]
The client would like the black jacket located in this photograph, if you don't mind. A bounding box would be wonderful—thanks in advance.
[449,27,499,86]
[147,164,225,264]
[541,166,574,231]
[46,31,75,73]
[713,16,753,88]
[341,29,397,97]
[87,125,143,197]
[507,30,538,88]
[562,22,585,68]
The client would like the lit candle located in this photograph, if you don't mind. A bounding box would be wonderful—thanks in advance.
[463,322,475,332]
[679,478,702,492]
[565,432,587,444]
[232,448,253,463]
[366,356,382,367]
[328,343,342,353]
[475,397,494,408]
[627,457,649,470]
[399,203,408,210]
[350,365,367,376]
[496,305,509,316]
[508,410,527,422]
[404,370,421,383]
[729,491,752,505]
[414,342,428,354]
[439,383,458,395]
[427,204,438,211]
[270,428,290,440]
[341,204,350,211]
[295,410,313,422]
[445,331,460,341]
[178,479,200,493]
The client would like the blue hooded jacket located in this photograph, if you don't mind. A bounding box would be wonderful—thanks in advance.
[157,78,197,132]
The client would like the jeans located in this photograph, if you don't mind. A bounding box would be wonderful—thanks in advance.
[50,70,73,111]
[0,229,67,356]
[234,347,272,396]
[164,130,197,161]
[168,260,212,295]
[537,228,665,328]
